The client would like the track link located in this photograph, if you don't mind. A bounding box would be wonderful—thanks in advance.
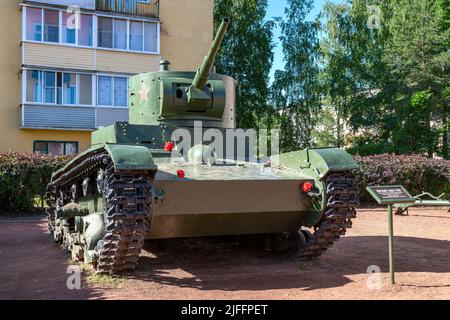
[299,172,359,258]
[47,151,153,273]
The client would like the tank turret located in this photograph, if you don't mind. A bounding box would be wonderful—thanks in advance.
[128,18,235,129]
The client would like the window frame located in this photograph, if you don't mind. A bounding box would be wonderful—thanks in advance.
[33,140,79,155]
[43,8,60,43]
[97,74,129,108]
[23,5,160,54]
[24,69,95,107]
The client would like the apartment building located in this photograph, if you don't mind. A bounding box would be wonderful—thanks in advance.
[0,0,213,154]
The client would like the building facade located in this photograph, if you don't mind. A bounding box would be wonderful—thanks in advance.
[0,0,213,154]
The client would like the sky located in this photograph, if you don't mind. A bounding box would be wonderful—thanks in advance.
[266,0,338,81]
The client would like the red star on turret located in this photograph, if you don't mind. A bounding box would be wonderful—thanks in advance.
[139,82,149,103]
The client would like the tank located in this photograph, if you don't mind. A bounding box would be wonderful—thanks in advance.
[46,18,359,273]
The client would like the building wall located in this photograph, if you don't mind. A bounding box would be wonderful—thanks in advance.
[0,0,213,153]
[159,0,213,71]
[23,43,161,74]
[0,0,91,153]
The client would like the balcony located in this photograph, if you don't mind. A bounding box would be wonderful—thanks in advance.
[96,0,159,18]
[22,105,129,131]
[24,0,96,10]
[23,0,160,18]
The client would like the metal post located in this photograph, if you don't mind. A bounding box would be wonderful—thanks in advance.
[388,204,395,285]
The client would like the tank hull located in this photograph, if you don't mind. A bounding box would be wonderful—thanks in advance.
[149,163,318,239]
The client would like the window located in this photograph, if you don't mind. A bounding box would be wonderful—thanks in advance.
[25,70,93,106]
[114,19,127,49]
[98,17,113,48]
[25,7,93,47]
[26,70,43,102]
[62,12,76,44]
[130,21,143,51]
[98,76,128,107]
[144,23,158,52]
[34,141,79,155]
[114,77,128,107]
[130,21,158,52]
[97,16,158,52]
[25,7,158,52]
[44,71,56,103]
[63,73,77,105]
[79,14,93,46]
[98,76,112,106]
[43,10,59,43]
[26,7,42,41]
[79,74,93,105]
[62,12,93,46]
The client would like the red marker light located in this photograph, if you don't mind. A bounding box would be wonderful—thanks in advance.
[164,141,175,152]
[177,169,185,178]
[301,181,314,193]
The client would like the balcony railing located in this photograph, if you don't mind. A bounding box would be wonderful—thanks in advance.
[96,0,159,18]
[24,0,160,18]
[22,104,129,131]
[24,0,96,10]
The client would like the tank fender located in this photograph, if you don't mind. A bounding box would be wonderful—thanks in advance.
[271,148,358,180]
[104,144,157,171]
[271,148,358,226]
[51,143,157,183]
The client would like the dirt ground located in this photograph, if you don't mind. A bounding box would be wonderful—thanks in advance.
[0,208,449,300]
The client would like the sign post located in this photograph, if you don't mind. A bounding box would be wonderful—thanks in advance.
[388,204,394,285]
[366,185,416,285]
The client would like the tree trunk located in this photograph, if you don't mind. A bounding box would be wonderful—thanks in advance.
[295,104,300,148]
[336,102,341,148]
[442,108,449,159]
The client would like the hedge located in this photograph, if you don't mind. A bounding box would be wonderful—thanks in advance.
[354,154,450,203]
[0,152,72,213]
[0,152,449,214]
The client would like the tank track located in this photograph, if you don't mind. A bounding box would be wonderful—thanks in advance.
[47,151,153,273]
[96,162,153,273]
[299,172,359,259]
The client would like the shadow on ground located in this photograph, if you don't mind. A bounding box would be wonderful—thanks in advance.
[0,220,104,300]
[1,216,449,298]
[119,235,450,292]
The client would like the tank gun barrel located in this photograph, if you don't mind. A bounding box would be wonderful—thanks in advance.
[192,18,230,89]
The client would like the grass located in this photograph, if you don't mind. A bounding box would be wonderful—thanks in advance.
[78,263,127,289]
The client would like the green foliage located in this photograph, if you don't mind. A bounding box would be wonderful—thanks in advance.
[214,0,275,129]
[213,0,448,158]
[271,0,321,151]
[311,106,339,147]
[355,154,450,203]
[0,152,71,213]
[317,0,449,158]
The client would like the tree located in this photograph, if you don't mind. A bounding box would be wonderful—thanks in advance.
[319,0,392,148]
[214,0,275,129]
[319,0,449,158]
[271,0,321,151]
[384,0,450,157]
[319,1,352,147]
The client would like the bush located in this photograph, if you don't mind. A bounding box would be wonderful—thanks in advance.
[0,152,72,213]
[0,152,448,212]
[355,154,450,203]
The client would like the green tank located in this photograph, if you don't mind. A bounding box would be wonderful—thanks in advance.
[46,18,359,273]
